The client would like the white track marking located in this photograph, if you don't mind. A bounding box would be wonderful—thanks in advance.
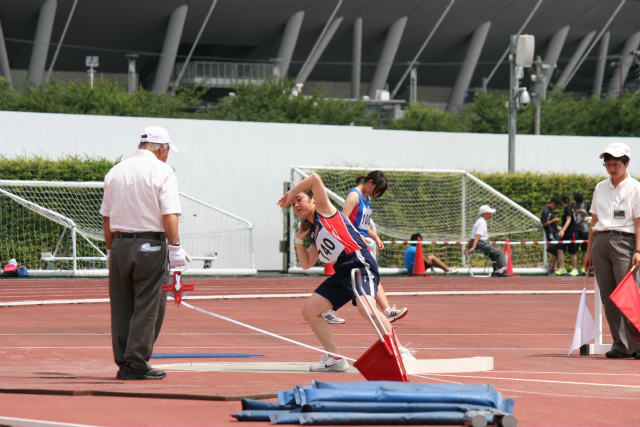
[425,372,640,390]
[0,288,592,307]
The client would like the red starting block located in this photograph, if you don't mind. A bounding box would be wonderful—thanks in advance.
[162,271,194,305]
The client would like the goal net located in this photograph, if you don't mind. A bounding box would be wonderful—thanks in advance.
[288,167,546,274]
[0,180,256,276]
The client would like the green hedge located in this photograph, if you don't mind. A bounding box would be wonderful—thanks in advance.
[0,155,117,181]
[474,172,603,217]
[0,156,604,220]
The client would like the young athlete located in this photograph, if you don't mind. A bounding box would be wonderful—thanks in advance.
[322,171,408,324]
[277,172,414,372]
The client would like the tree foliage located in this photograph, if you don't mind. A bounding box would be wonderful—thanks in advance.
[0,77,203,117]
[201,78,373,125]
[0,77,639,136]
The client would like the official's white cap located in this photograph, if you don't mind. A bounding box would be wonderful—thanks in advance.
[140,126,178,152]
[479,204,496,215]
[599,142,630,159]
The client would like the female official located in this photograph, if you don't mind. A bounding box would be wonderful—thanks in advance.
[584,142,640,359]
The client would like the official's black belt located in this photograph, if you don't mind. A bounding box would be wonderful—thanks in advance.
[602,230,634,237]
[115,232,165,240]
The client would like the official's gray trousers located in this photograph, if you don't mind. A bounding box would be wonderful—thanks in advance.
[472,239,507,273]
[591,232,640,354]
[109,235,168,371]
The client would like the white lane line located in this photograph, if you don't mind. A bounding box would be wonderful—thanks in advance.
[0,289,592,307]
[426,372,640,390]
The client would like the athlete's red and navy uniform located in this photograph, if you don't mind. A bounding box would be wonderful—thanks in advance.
[347,188,373,236]
[309,209,379,309]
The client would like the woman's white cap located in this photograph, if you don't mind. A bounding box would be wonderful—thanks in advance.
[599,142,630,159]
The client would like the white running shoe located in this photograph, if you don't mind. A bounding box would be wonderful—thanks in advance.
[447,267,459,274]
[386,305,408,323]
[399,345,417,361]
[309,354,349,372]
[323,310,345,324]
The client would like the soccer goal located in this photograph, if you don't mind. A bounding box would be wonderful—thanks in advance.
[287,167,546,274]
[0,180,256,276]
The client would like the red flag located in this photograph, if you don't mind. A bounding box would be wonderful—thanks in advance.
[609,269,640,332]
[504,238,514,275]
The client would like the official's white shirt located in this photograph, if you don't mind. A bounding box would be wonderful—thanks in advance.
[100,149,182,232]
[590,175,640,233]
[471,216,489,241]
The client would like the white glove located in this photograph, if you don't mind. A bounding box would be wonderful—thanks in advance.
[364,237,376,250]
[169,244,192,268]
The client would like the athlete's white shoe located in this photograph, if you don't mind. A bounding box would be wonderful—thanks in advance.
[310,354,349,372]
[399,345,417,361]
[323,310,345,324]
[386,305,408,323]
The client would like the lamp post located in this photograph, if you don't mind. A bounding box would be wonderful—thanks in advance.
[507,35,534,172]
[125,54,138,94]
[508,36,518,172]
[85,56,99,88]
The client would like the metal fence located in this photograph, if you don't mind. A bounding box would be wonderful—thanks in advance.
[175,61,274,87]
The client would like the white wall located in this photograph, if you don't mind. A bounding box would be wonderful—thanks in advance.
[2,111,639,270]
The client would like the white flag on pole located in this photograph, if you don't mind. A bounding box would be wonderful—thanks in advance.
[568,287,600,355]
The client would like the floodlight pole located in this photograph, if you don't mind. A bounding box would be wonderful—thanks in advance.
[508,35,517,172]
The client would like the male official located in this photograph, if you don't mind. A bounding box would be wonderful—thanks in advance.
[100,126,191,379]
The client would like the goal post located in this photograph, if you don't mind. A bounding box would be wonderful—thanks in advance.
[287,166,546,274]
[0,180,256,276]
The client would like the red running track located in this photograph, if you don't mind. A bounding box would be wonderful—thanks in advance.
[1,274,638,427]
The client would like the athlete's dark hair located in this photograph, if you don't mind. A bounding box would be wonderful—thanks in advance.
[355,170,388,200]
[574,193,584,204]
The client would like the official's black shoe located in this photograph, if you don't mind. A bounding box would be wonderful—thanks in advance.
[120,367,166,380]
[491,271,511,277]
[632,351,640,360]
[605,349,632,359]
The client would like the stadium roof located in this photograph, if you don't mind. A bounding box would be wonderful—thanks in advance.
[1,0,639,105]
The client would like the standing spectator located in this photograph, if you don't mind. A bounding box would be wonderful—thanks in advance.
[100,126,191,380]
[584,142,640,359]
[404,233,456,274]
[559,194,580,276]
[541,197,566,275]
[464,205,509,277]
[573,193,590,274]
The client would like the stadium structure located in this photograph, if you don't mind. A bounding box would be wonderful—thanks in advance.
[0,0,639,110]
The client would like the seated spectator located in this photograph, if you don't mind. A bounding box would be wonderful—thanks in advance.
[404,233,457,274]
[464,205,510,277]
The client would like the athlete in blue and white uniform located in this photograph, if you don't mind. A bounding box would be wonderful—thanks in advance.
[329,171,408,325]
[277,173,412,372]
[346,188,374,238]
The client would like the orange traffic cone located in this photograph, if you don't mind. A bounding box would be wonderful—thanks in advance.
[324,263,335,275]
[412,237,427,276]
[505,238,514,275]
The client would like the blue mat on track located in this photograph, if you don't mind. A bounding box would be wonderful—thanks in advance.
[151,352,264,358]
[233,381,516,425]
